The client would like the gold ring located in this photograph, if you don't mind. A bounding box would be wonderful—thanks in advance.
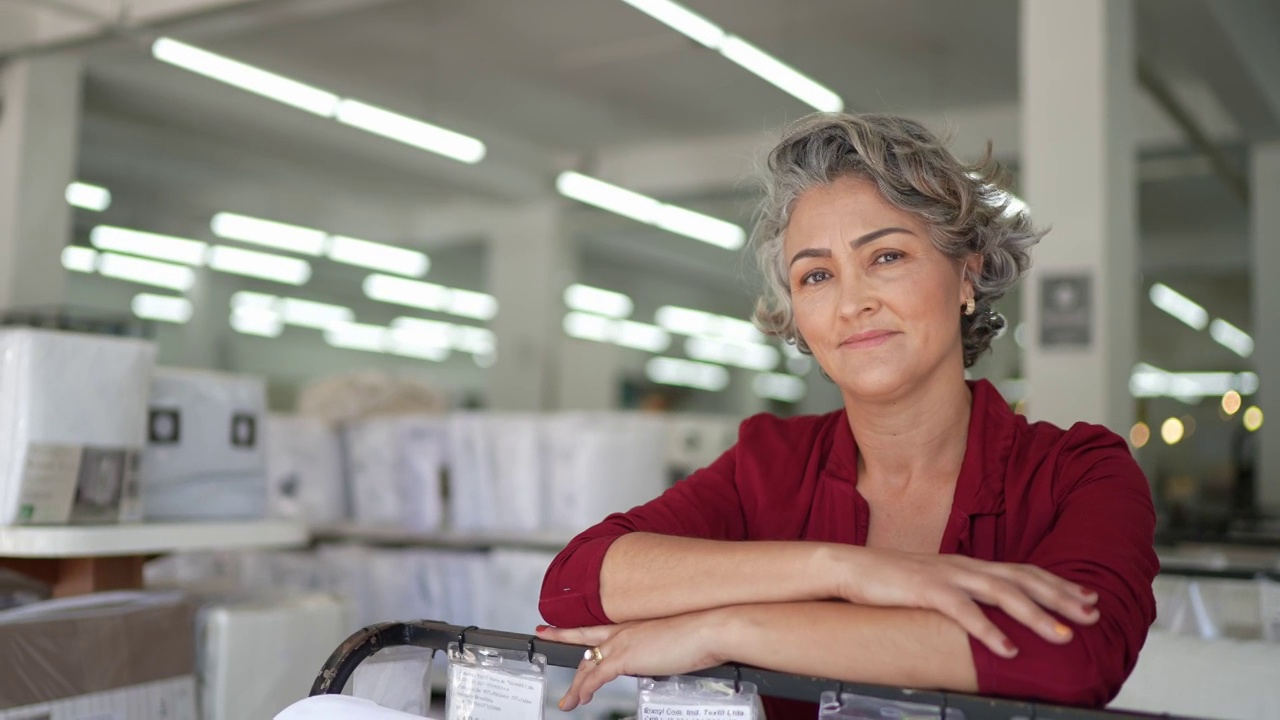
[584,646,604,665]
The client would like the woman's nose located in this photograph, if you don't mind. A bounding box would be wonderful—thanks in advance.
[837,273,876,317]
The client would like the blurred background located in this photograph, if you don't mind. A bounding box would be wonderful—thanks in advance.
[0,1,1277,718]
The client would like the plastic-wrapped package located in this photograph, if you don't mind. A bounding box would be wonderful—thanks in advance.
[637,676,759,720]
[446,642,547,720]
[0,328,155,525]
[447,414,543,533]
[344,415,446,532]
[140,368,268,521]
[542,413,668,533]
[350,646,434,716]
[265,415,347,525]
[487,549,557,634]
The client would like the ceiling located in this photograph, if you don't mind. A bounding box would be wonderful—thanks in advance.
[3,0,1277,374]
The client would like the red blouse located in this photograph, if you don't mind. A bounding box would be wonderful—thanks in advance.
[540,380,1158,717]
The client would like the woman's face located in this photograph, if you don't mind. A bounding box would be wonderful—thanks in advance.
[785,176,974,402]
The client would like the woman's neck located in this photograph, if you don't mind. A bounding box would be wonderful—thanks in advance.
[843,366,974,489]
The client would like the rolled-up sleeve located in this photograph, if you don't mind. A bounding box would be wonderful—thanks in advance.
[970,430,1159,706]
[538,439,748,628]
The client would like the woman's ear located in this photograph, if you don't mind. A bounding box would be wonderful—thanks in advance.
[960,254,983,301]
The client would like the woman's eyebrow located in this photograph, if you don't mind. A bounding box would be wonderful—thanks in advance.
[789,227,915,267]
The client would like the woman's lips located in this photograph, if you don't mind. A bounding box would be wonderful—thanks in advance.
[840,330,899,349]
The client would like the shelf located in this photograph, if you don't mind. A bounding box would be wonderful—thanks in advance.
[0,520,309,559]
[311,524,575,552]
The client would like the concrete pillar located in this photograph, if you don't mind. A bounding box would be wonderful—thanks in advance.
[1019,0,1138,433]
[1252,143,1280,512]
[485,202,575,411]
[0,55,82,310]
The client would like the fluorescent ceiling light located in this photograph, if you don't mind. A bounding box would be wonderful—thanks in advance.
[325,322,388,354]
[131,293,193,324]
[335,99,486,164]
[1129,363,1259,400]
[151,38,339,117]
[1209,319,1254,358]
[61,246,98,273]
[387,326,452,362]
[208,245,312,285]
[718,36,844,112]
[364,274,497,320]
[230,306,283,338]
[211,212,327,256]
[327,235,429,277]
[686,336,779,372]
[391,317,495,356]
[753,372,806,403]
[280,297,353,329]
[98,253,196,292]
[646,357,730,392]
[564,311,614,343]
[556,171,745,250]
[618,0,725,47]
[451,326,497,356]
[564,284,633,319]
[66,182,111,212]
[655,305,763,343]
[562,312,670,353]
[1149,283,1208,330]
[90,226,207,266]
[615,0,842,112]
[231,291,278,311]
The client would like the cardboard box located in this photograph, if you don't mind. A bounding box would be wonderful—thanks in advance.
[0,591,198,719]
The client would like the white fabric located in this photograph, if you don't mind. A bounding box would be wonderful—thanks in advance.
[265,415,346,525]
[275,695,438,720]
[0,329,155,525]
[486,549,556,634]
[1111,629,1280,720]
[140,368,267,521]
[542,413,667,533]
[446,414,543,533]
[345,415,446,532]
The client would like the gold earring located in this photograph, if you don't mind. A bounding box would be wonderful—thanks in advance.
[964,298,976,316]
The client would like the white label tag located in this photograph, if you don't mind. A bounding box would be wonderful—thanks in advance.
[14,444,84,524]
[447,664,544,720]
[640,704,753,719]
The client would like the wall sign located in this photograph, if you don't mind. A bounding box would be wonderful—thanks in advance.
[1040,274,1093,349]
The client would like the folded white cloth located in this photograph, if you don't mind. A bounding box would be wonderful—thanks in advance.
[275,695,438,719]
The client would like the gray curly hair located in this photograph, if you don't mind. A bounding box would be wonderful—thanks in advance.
[751,112,1046,368]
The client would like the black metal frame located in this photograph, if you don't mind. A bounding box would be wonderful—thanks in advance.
[310,619,1198,720]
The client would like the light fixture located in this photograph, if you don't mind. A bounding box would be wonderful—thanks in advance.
[363,274,497,321]
[387,325,451,361]
[686,336,779,372]
[131,293,193,324]
[616,0,843,112]
[61,246,98,273]
[1243,406,1264,432]
[231,291,278,311]
[327,235,429,277]
[564,312,614,343]
[645,356,730,391]
[450,325,497,356]
[1222,390,1243,416]
[230,306,283,338]
[151,38,340,117]
[334,99,486,164]
[1149,283,1208,331]
[90,226,207,266]
[654,305,762,343]
[1160,417,1185,445]
[556,172,745,250]
[1209,319,1254,358]
[279,297,353,329]
[207,245,312,285]
[1129,363,1259,400]
[98,253,196,292]
[392,317,495,356]
[562,312,671,353]
[66,182,111,212]
[1129,422,1151,449]
[753,372,806,403]
[324,322,389,354]
[211,212,327,256]
[564,284,633,319]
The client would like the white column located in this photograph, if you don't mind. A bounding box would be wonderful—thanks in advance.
[0,55,82,309]
[1252,143,1280,512]
[1019,0,1138,433]
[486,202,574,411]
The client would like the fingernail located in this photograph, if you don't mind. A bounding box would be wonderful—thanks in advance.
[558,697,566,710]
[536,625,550,632]
[1082,605,1098,616]
[1002,639,1018,656]
[1054,623,1072,638]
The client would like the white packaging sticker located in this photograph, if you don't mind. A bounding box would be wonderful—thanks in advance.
[640,704,753,718]
[447,663,545,720]
[13,444,84,524]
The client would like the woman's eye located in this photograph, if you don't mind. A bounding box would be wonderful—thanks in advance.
[874,251,903,265]
[801,270,831,285]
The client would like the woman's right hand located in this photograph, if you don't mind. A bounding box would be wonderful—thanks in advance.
[829,547,1100,658]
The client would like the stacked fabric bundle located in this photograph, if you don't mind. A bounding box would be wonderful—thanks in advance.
[264,415,347,525]
[344,416,448,533]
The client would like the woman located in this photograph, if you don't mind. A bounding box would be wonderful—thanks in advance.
[536,113,1157,718]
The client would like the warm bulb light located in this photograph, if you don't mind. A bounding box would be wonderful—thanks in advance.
[1160,417,1185,445]
[1243,407,1264,432]
[1222,390,1243,416]
[1129,422,1151,449]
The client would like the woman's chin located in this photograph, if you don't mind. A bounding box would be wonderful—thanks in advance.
[831,367,914,402]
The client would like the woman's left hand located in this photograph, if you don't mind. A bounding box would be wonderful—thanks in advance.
[535,610,729,712]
